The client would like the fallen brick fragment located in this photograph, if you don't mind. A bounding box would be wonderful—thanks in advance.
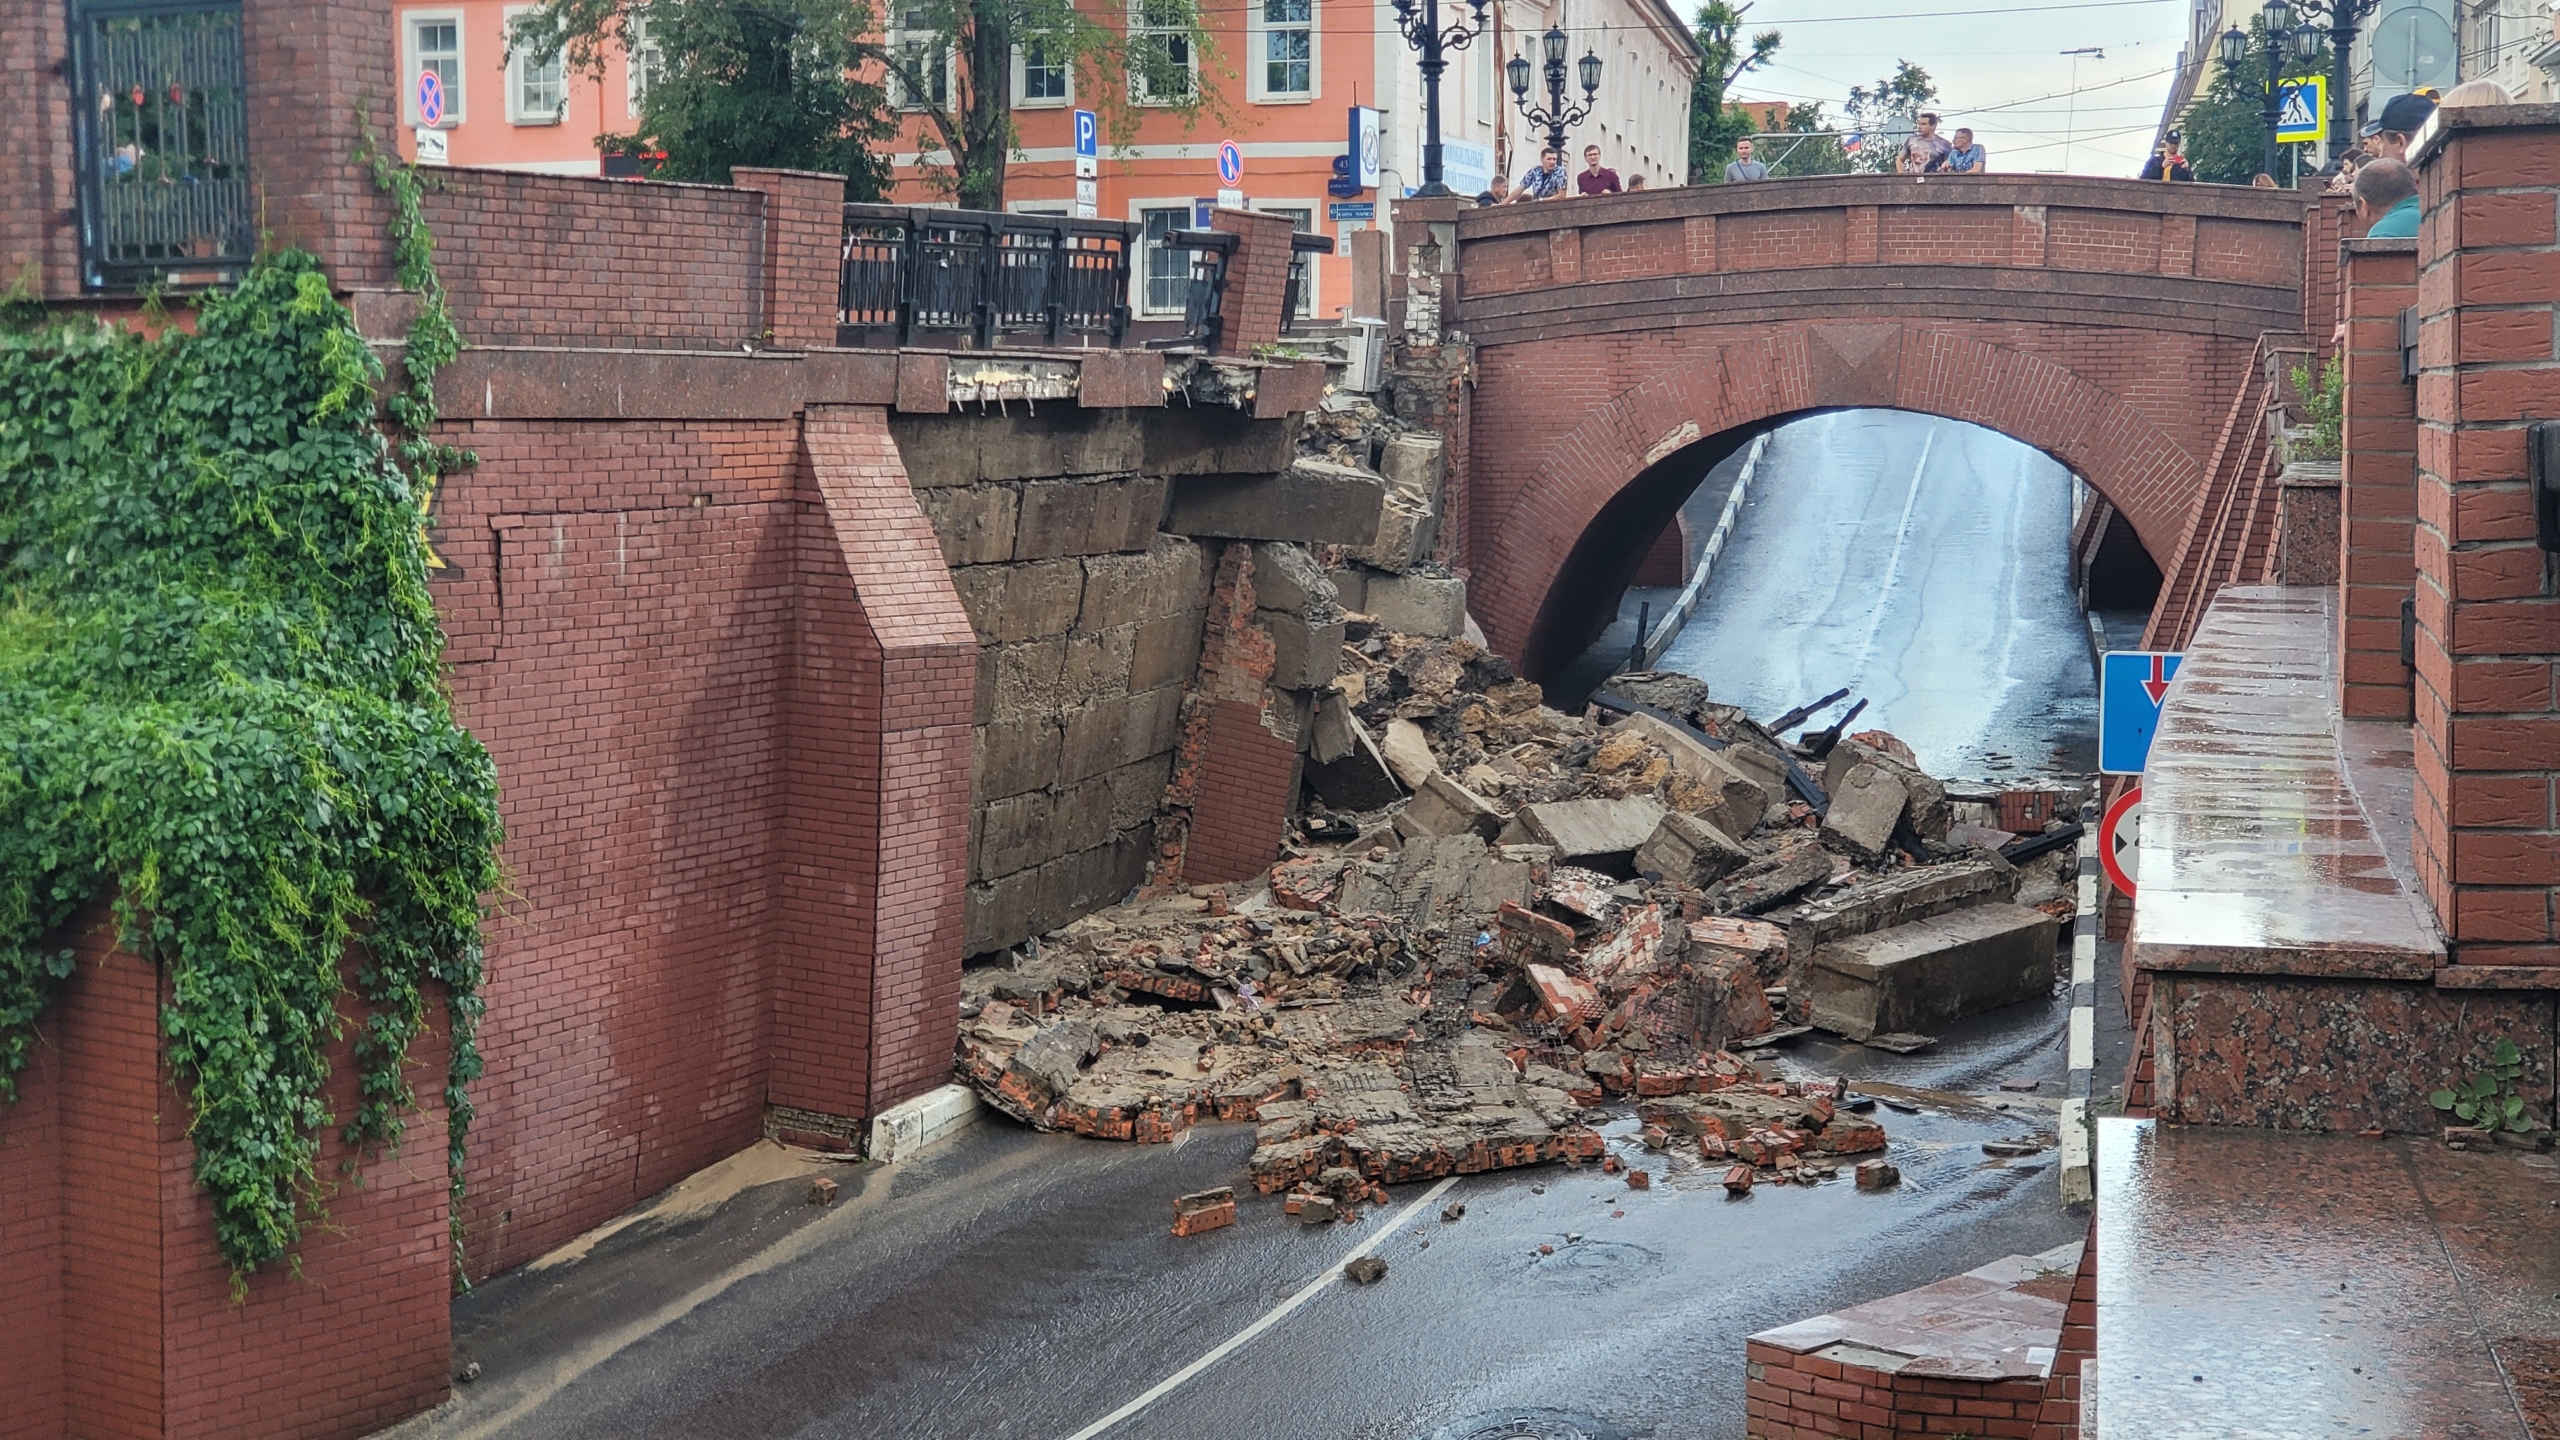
[1722,1165,1755,1194]
[1344,1256,1388,1284]
[1855,1159,1901,1190]
[1625,1169,1650,1190]
[1172,1187,1237,1236]
[807,1177,839,1205]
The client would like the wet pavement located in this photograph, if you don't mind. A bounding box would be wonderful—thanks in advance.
[2095,1116,2560,1438]
[1647,410,2093,782]
[388,995,2084,1440]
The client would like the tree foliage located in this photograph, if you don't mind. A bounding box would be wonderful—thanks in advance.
[1844,60,1938,173]
[508,0,895,200]
[1760,99,1849,177]
[0,251,503,1277]
[1687,1,1780,183]
[2176,16,2331,185]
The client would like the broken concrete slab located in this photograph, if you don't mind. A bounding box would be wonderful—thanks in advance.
[1378,432,1445,499]
[1259,610,1347,690]
[1688,916,1789,983]
[1634,811,1750,887]
[1608,713,1770,837]
[1352,489,1436,574]
[1377,717,1439,789]
[1806,903,2061,1042]
[1772,856,2020,1014]
[1362,572,1468,638]
[1519,797,1668,872]
[1714,837,1835,915]
[1394,770,1504,840]
[1820,763,1907,860]
[1249,542,1339,617]
[1166,460,1385,546]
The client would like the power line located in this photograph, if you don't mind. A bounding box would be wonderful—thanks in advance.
[1748,0,2181,23]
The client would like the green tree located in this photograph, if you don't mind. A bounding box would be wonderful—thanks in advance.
[1687,1,1780,184]
[1844,59,1937,173]
[1761,99,1848,177]
[508,0,896,200]
[2176,16,2331,184]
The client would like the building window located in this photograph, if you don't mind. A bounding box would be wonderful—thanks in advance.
[626,11,665,113]
[1260,205,1316,317]
[403,11,463,125]
[1138,205,1194,315]
[1130,0,1196,104]
[1251,0,1315,101]
[505,7,566,124]
[892,3,951,110]
[1017,35,1069,104]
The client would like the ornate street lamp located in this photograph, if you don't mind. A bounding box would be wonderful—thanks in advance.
[1391,0,1492,197]
[1506,24,1602,162]
[2294,0,2379,158]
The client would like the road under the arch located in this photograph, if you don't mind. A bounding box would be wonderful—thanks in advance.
[1649,409,2099,782]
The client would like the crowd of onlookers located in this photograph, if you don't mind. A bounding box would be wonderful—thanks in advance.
[1473,111,1987,206]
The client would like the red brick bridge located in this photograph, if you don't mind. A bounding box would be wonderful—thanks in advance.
[1426,175,2317,677]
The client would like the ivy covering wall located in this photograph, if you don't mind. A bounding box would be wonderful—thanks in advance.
[0,251,502,1276]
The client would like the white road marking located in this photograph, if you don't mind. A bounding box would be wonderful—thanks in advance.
[2068,1006,2095,1073]
[2073,933,2096,987]
[1058,1174,1464,1440]
[2077,873,2098,912]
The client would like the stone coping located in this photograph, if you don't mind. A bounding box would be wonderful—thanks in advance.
[1748,1241,2082,1382]
[2129,586,2444,979]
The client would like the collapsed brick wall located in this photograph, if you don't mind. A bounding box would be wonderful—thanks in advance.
[1745,1343,2074,1439]
[893,409,1213,956]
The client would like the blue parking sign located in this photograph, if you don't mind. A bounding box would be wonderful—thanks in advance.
[1073,109,1097,159]
[2099,651,2182,775]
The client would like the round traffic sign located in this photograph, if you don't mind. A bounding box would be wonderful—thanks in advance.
[2100,786,2143,896]
[417,69,445,128]
[1217,139,1243,187]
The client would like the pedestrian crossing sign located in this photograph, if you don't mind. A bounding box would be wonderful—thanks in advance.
[2277,76,2325,144]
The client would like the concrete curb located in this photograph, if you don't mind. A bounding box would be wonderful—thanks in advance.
[2059,800,2098,1207]
[1632,431,1768,669]
[868,1083,983,1164]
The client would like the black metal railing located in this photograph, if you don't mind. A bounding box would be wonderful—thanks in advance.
[69,0,255,291]
[1282,231,1334,334]
[840,205,1142,349]
[1160,229,1236,351]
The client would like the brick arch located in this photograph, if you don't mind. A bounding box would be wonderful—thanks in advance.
[1473,323,2207,675]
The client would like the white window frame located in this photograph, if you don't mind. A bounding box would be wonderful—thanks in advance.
[504,6,568,125]
[1247,0,1318,103]
[1012,34,1072,107]
[1128,0,1199,106]
[1132,200,1198,317]
[889,4,955,112]
[624,10,665,116]
[401,9,465,127]
[1254,200,1320,319]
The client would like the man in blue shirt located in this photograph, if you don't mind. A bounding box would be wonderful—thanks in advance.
[1508,147,1569,202]
[2355,158,2420,238]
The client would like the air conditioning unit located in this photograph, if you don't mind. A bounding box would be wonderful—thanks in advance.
[1342,319,1388,392]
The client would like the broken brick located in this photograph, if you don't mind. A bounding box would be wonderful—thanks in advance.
[1172,1187,1237,1236]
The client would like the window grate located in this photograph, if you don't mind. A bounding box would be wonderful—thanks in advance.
[70,0,255,291]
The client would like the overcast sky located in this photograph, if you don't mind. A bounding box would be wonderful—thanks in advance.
[1726,0,2192,176]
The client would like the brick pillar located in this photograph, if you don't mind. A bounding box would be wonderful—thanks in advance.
[0,0,77,298]
[2300,192,2353,344]
[241,0,394,287]
[3,910,459,1440]
[2410,111,2560,966]
[785,407,974,1131]
[731,168,845,351]
[1208,207,1296,357]
[2338,237,2420,720]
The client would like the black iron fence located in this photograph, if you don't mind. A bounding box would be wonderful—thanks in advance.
[69,0,256,291]
[840,206,1140,349]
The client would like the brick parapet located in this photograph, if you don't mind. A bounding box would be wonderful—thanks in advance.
[2338,239,2421,720]
[2409,109,2560,963]
[0,0,76,299]
[732,168,846,351]
[1209,207,1297,357]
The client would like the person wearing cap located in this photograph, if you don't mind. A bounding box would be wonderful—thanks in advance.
[2354,157,2421,238]
[2361,91,2436,163]
[2140,129,2192,181]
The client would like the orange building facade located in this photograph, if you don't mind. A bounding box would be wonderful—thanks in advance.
[387,0,1696,324]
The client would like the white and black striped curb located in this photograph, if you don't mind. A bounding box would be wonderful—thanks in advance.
[2060,799,2098,1206]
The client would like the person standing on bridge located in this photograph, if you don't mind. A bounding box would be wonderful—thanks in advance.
[1945,128,1986,173]
[1899,112,1952,174]
[2352,158,2420,238]
[1577,144,1622,195]
[1509,146,1570,202]
[2360,91,2436,164]
[2140,129,2193,181]
[1724,136,1769,182]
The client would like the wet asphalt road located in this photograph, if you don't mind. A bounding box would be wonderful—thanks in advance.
[392,995,2080,1440]
[1653,411,2095,782]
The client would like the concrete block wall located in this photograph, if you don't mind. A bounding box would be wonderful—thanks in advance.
[2338,238,2421,719]
[2409,106,2560,967]
[893,410,1213,956]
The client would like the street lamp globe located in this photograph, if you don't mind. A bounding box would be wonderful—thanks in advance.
[2221,24,2248,65]
[2261,0,2293,35]
[1578,48,1602,96]
[2290,21,2322,61]
[1507,51,1531,97]
[1543,24,1567,66]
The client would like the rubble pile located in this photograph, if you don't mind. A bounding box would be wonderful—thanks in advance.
[955,622,2087,1211]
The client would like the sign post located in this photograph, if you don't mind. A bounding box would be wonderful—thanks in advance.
[2098,651,2182,775]
[414,70,448,165]
[1072,109,1098,217]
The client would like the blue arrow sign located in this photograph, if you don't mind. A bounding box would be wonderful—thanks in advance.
[2099,651,2183,775]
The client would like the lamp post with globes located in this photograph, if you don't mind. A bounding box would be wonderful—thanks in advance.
[1391,0,1492,197]
[1507,25,1602,162]
[2221,0,2323,178]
